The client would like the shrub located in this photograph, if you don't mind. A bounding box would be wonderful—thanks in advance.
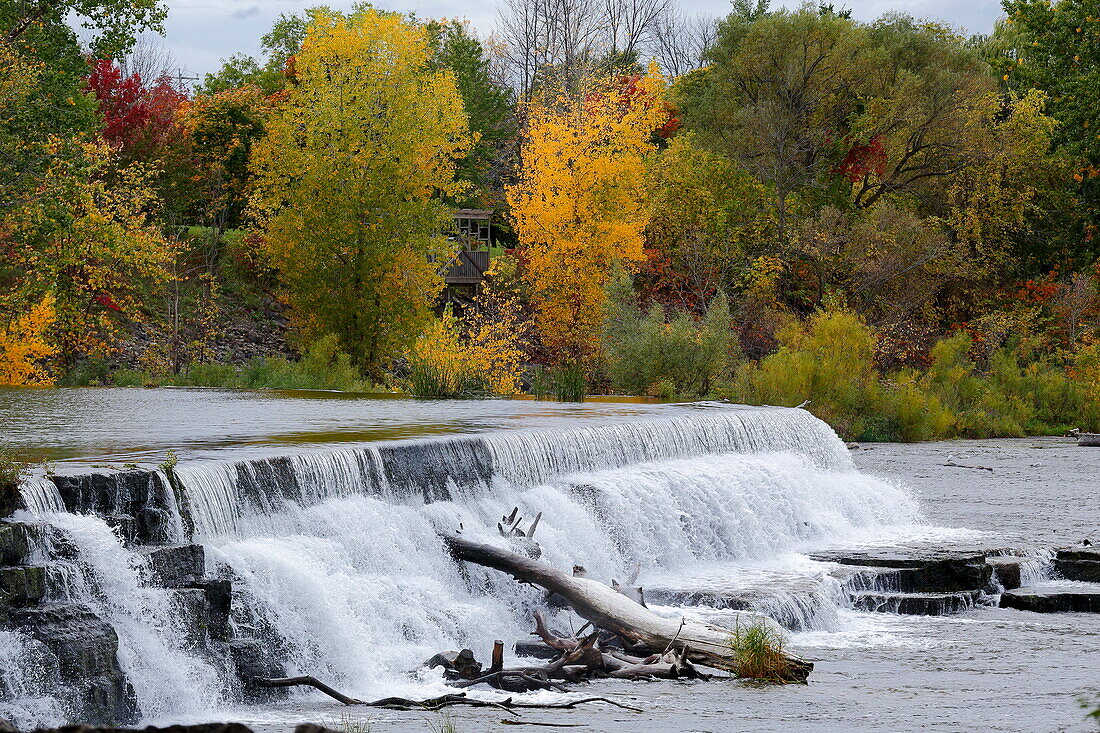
[605,279,735,399]
[728,618,793,683]
[727,309,882,438]
[96,335,374,392]
[406,307,522,398]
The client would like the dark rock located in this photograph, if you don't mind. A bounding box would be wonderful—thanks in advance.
[811,548,993,592]
[136,507,176,545]
[198,579,232,642]
[50,471,179,544]
[138,544,204,587]
[35,724,255,733]
[296,725,339,733]
[513,640,559,660]
[1054,548,1100,582]
[8,603,136,724]
[0,521,32,564]
[166,580,231,649]
[849,590,981,615]
[424,648,482,679]
[987,557,1023,590]
[102,515,136,544]
[168,588,211,649]
[229,639,288,702]
[0,718,18,733]
[0,566,48,607]
[1000,585,1100,613]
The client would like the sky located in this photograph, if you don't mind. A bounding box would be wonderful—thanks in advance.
[152,0,1006,82]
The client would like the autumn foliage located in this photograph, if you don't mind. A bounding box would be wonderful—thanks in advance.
[508,68,668,364]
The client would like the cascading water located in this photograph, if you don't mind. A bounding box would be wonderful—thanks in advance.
[42,514,225,720]
[4,406,940,725]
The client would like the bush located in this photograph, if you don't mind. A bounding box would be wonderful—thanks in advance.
[728,618,794,683]
[92,335,375,392]
[0,451,26,517]
[405,308,521,398]
[605,278,735,399]
[727,309,882,438]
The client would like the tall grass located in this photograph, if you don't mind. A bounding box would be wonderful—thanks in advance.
[724,309,1099,441]
[407,360,490,398]
[551,363,586,402]
[323,713,372,733]
[728,618,793,683]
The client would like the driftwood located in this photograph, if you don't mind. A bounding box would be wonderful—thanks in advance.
[254,677,642,713]
[944,458,994,472]
[440,532,812,682]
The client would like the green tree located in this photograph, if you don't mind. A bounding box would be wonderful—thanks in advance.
[990,0,1100,264]
[425,19,516,206]
[199,10,310,95]
[677,7,875,246]
[249,8,471,374]
[643,134,775,308]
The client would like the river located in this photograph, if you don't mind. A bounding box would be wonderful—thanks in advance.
[0,389,1097,732]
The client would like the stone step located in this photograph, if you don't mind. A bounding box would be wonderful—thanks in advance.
[809,548,994,593]
[985,556,1025,590]
[1054,548,1100,582]
[137,544,205,587]
[0,565,48,607]
[1000,584,1100,613]
[7,602,137,724]
[0,521,35,565]
[849,590,982,616]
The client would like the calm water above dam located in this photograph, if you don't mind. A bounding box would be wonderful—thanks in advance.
[1,389,1097,733]
[0,387,669,465]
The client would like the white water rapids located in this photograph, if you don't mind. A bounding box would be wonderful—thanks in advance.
[3,406,947,726]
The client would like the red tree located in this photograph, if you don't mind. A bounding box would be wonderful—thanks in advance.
[86,58,187,160]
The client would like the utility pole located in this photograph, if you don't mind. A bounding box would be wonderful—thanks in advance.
[175,68,200,93]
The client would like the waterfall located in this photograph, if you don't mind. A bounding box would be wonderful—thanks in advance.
[43,514,224,722]
[18,478,65,517]
[3,405,930,724]
[0,629,66,730]
[174,407,855,538]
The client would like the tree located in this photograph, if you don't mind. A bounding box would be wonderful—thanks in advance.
[426,19,517,206]
[643,134,775,311]
[678,8,875,246]
[86,58,193,222]
[180,86,268,257]
[2,140,172,368]
[250,8,471,374]
[507,69,667,364]
[991,0,1100,262]
[0,296,57,385]
[199,10,310,95]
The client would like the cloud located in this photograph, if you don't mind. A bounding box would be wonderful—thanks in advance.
[230,6,261,20]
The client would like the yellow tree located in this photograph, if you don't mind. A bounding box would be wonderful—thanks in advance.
[508,69,668,364]
[0,297,57,386]
[249,9,471,374]
[2,139,172,371]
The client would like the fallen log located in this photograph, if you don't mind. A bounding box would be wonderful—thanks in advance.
[253,678,642,713]
[440,532,812,682]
